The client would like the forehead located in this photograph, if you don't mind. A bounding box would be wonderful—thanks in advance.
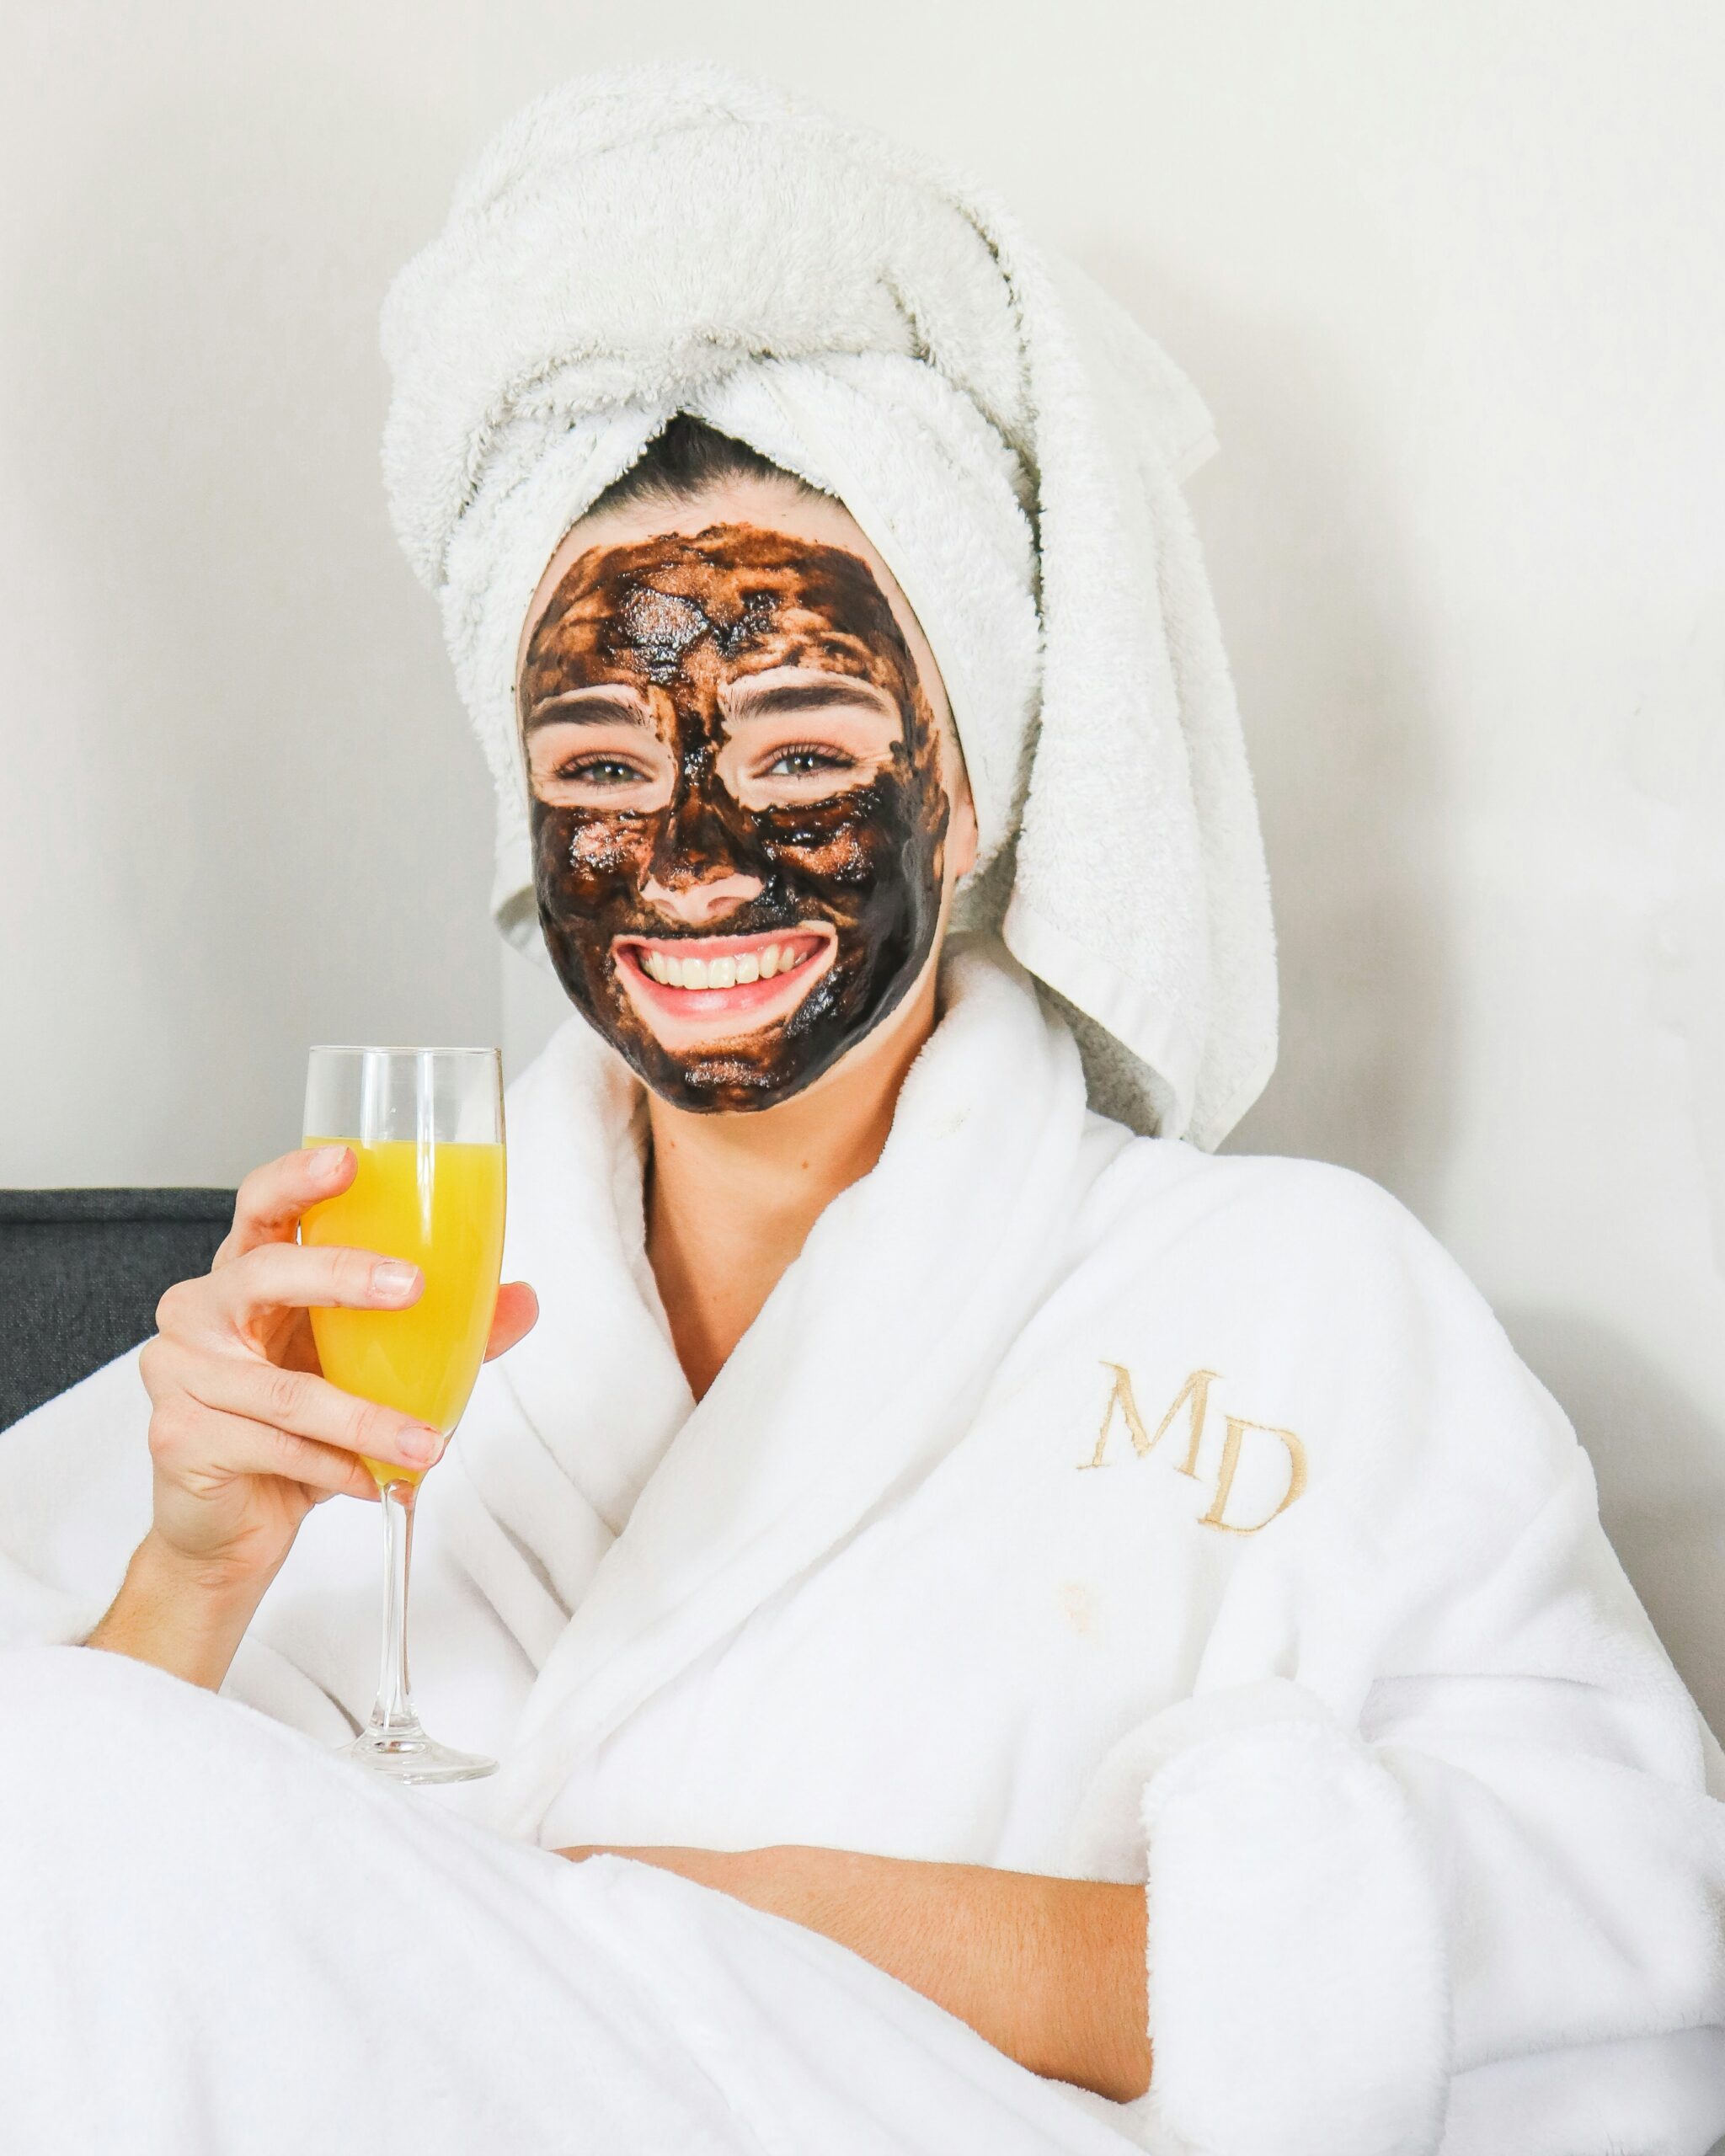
[521,526,906,684]
[515,480,953,718]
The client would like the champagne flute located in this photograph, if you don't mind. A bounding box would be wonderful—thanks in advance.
[299,1046,505,1783]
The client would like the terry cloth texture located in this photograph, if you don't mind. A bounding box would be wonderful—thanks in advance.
[6,942,1725,2151]
[378,61,1278,1145]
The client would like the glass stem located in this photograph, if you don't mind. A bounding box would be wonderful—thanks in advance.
[371,1477,419,1733]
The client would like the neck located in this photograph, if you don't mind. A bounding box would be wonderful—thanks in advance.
[644,964,939,1401]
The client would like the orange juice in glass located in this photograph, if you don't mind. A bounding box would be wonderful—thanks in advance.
[301,1136,505,1481]
[300,1046,505,1783]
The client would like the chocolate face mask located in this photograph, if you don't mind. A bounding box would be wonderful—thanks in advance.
[518,523,951,1113]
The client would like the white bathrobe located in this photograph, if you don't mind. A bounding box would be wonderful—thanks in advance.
[4,937,1724,2156]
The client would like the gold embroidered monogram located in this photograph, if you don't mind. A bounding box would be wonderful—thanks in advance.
[1081,1363,1309,1534]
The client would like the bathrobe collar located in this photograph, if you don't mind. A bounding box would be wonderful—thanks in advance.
[473,936,1098,1836]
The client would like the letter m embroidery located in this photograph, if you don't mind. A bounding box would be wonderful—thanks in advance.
[1083,1364,1220,1476]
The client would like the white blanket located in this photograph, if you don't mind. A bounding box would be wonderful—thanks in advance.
[5,937,1725,2154]
[0,1646,1132,2156]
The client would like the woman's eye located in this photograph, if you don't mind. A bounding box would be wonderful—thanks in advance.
[559,756,649,787]
[764,745,854,779]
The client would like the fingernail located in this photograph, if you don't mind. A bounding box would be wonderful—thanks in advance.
[309,1145,348,1179]
[371,1259,420,1300]
[398,1424,443,1465]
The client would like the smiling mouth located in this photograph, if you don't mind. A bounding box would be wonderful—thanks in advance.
[611,924,836,1035]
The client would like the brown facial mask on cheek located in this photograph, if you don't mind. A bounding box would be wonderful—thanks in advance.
[519,525,950,1113]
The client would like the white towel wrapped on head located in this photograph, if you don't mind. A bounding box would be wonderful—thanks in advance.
[380,61,1277,1145]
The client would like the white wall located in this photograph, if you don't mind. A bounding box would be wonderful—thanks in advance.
[3,2,1721,1732]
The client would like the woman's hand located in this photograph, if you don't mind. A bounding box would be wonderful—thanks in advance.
[87,1143,537,1684]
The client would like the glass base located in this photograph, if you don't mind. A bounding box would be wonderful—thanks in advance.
[337,1721,497,1785]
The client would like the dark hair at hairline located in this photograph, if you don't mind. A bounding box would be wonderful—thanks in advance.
[583,413,826,523]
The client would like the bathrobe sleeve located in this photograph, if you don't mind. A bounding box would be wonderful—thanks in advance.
[0,1344,377,1740]
[0,1344,155,1651]
[1079,1164,1725,2156]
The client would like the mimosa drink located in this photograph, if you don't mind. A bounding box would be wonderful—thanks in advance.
[302,1044,504,1784]
[301,1138,505,1484]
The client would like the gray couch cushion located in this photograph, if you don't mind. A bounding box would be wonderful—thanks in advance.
[0,1191,235,1430]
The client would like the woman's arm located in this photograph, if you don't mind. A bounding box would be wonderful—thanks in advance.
[85,1529,278,1689]
[559,1842,1152,2104]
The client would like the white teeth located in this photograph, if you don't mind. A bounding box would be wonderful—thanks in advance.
[638,941,822,990]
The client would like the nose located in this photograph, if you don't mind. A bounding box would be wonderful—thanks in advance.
[639,864,766,925]
[642,762,766,925]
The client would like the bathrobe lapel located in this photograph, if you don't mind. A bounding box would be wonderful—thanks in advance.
[479,943,1096,1838]
[433,1008,692,1664]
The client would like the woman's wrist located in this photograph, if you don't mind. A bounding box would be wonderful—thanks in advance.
[83,1529,275,1690]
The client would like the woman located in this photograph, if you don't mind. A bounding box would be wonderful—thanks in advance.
[3,64,1723,2156]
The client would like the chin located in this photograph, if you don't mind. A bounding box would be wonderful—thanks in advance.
[645,1054,825,1114]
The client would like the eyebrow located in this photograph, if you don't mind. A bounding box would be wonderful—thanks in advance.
[522,688,653,731]
[724,679,897,722]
